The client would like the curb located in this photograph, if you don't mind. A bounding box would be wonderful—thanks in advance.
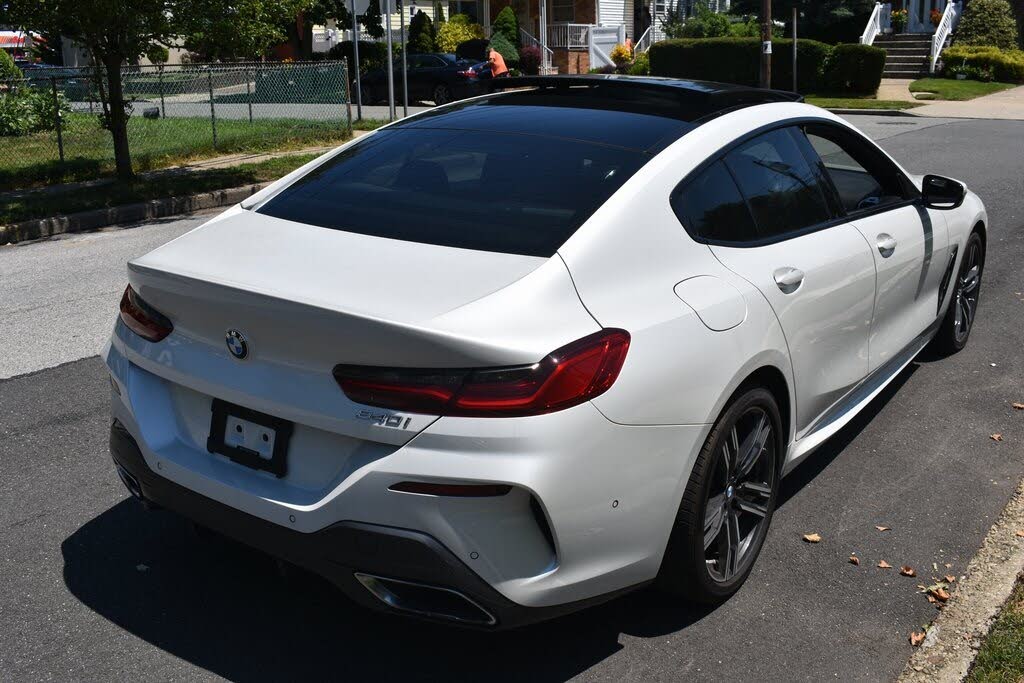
[0,182,269,246]
[827,107,920,117]
[898,476,1024,682]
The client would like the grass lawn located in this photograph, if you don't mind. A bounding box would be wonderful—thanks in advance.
[909,78,1017,101]
[0,113,354,191]
[804,95,924,110]
[1,153,319,225]
[968,576,1024,682]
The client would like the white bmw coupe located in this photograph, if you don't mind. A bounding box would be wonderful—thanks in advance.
[106,76,986,628]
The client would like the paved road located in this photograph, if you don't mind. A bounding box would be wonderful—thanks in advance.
[2,115,1023,681]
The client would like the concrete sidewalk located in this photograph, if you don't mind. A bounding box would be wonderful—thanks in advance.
[911,84,1024,119]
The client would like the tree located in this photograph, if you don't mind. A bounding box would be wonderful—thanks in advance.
[180,0,306,61]
[360,0,385,40]
[956,0,1021,50]
[0,0,303,178]
[492,6,519,47]
[30,31,64,65]
[408,10,435,53]
[0,0,174,178]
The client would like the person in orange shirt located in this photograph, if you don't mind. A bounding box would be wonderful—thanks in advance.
[624,34,634,57]
[488,45,509,78]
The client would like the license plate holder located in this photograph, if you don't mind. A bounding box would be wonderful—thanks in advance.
[207,399,293,478]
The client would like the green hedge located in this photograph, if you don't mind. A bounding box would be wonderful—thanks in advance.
[941,44,1024,82]
[649,37,886,94]
[829,43,886,94]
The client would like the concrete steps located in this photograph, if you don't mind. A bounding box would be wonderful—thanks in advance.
[874,33,933,78]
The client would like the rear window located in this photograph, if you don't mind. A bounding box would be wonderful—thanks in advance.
[256,128,647,257]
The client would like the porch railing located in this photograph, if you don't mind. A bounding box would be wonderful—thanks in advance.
[860,2,884,45]
[930,1,961,73]
[520,27,555,62]
[548,23,590,50]
[635,26,653,53]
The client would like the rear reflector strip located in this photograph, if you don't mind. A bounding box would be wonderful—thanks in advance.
[388,482,513,497]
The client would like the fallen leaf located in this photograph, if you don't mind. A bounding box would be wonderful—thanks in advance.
[900,566,917,577]
[803,533,822,543]
[910,631,925,647]
[875,525,891,532]
[926,595,938,604]
[1012,403,1024,410]
[945,563,953,568]
[991,433,1004,442]
[849,555,860,566]
[1015,530,1024,538]
[878,560,892,569]
[930,587,951,602]
[945,575,956,584]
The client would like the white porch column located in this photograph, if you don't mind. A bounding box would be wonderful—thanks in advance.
[540,0,550,70]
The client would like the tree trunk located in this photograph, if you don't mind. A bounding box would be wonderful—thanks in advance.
[103,54,134,179]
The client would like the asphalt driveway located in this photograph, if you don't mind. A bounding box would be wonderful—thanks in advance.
[1,115,1023,681]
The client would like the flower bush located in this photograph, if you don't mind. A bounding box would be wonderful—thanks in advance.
[436,13,485,53]
[610,43,632,69]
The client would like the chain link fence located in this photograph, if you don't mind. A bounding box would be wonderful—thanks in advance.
[1,61,352,188]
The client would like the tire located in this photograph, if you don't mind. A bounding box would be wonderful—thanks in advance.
[656,387,783,603]
[432,83,452,106]
[930,231,984,356]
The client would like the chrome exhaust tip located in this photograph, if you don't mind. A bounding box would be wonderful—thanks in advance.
[354,572,497,626]
[114,462,145,502]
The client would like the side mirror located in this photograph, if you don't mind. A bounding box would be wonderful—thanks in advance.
[922,174,965,209]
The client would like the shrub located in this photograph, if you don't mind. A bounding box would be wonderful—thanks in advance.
[146,44,170,65]
[0,49,22,82]
[941,44,1024,81]
[649,37,835,92]
[437,13,485,52]
[456,38,489,61]
[492,6,519,48]
[520,44,542,75]
[328,40,391,74]
[828,43,887,94]
[0,93,33,136]
[629,51,651,75]
[408,10,435,53]
[610,43,632,69]
[489,31,519,67]
[728,16,759,37]
[677,3,732,38]
[0,88,70,137]
[955,0,1021,50]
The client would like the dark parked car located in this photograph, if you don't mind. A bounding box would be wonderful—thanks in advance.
[357,53,488,106]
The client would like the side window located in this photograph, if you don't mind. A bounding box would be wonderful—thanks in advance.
[672,160,758,243]
[802,124,910,214]
[725,128,833,239]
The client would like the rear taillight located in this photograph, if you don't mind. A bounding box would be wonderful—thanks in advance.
[119,285,173,342]
[334,329,630,417]
[456,69,478,79]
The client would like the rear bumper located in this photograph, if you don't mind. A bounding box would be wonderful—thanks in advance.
[110,420,639,629]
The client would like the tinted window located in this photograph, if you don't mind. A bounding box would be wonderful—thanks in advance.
[803,125,909,214]
[673,161,757,242]
[725,128,833,239]
[257,128,647,257]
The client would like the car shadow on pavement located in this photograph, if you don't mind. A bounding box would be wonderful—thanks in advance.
[62,501,715,681]
[777,362,917,509]
[61,363,919,681]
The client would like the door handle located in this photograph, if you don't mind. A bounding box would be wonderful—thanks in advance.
[773,267,805,294]
[876,233,897,258]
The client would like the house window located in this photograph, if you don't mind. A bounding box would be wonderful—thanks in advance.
[552,0,575,23]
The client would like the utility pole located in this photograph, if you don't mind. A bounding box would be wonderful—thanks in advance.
[760,0,772,89]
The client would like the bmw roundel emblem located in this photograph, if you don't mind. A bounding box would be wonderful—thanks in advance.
[226,329,248,359]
